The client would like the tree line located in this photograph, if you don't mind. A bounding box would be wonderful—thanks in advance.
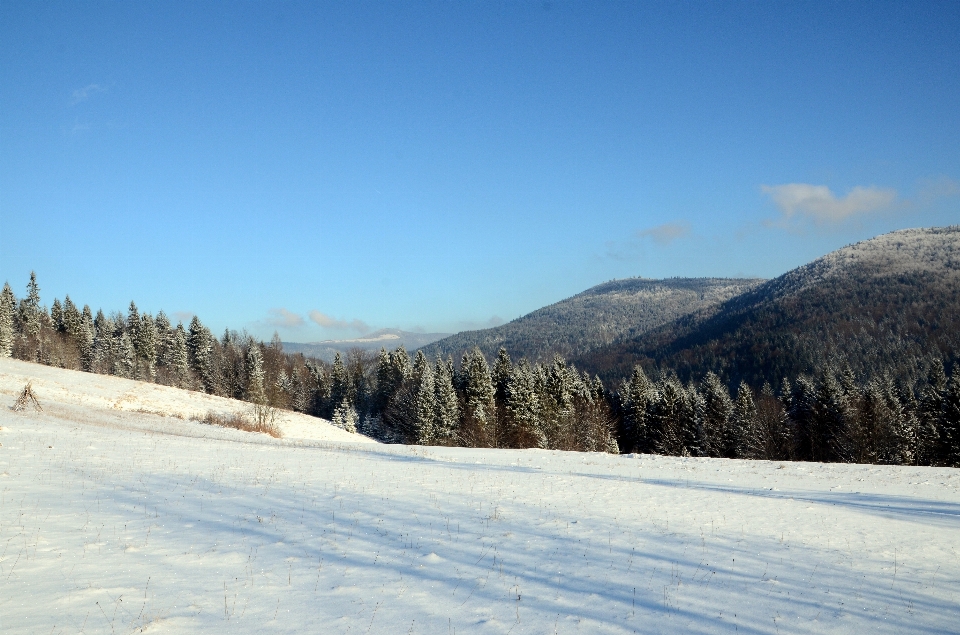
[1,272,958,466]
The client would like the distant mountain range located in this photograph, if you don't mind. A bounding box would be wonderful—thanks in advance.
[419,226,960,390]
[575,226,960,388]
[419,277,763,364]
[283,329,451,362]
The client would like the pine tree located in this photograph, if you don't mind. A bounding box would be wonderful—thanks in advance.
[621,365,654,453]
[433,357,460,446]
[940,365,960,467]
[62,295,81,341]
[504,359,545,449]
[330,352,351,410]
[78,305,95,371]
[701,372,733,457]
[171,323,190,388]
[919,359,947,465]
[331,398,358,433]
[652,377,685,455]
[20,271,42,338]
[0,282,15,357]
[459,347,495,446]
[51,298,64,333]
[731,382,758,458]
[154,311,173,369]
[134,312,157,380]
[491,348,513,448]
[413,359,436,444]
[188,316,216,393]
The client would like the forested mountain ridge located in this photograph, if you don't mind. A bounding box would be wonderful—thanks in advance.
[577,226,960,388]
[419,277,763,364]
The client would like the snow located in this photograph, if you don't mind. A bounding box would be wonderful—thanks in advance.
[2,359,959,633]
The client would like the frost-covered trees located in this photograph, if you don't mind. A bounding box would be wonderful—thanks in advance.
[246,343,266,404]
[0,282,15,357]
[458,347,495,447]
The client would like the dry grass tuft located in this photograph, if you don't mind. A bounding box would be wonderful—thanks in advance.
[195,409,283,438]
[13,382,43,412]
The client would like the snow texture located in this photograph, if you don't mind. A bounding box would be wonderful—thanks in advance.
[1,358,958,633]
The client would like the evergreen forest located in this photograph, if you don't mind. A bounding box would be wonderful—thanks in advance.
[1,270,958,467]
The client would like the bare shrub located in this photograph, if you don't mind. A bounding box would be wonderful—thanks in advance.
[12,382,43,412]
[195,409,282,438]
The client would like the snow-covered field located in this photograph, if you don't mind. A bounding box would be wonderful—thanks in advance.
[1,359,958,634]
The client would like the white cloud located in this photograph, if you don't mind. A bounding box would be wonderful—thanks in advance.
[636,222,691,245]
[71,84,106,105]
[308,310,370,334]
[266,308,305,329]
[762,183,897,224]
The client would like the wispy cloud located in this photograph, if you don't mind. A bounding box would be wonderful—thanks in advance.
[917,176,960,203]
[636,222,691,245]
[309,310,371,334]
[266,308,305,329]
[762,183,897,225]
[603,221,691,261]
[172,311,194,324]
[71,84,106,105]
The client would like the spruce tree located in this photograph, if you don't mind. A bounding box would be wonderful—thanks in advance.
[330,352,351,410]
[459,347,495,447]
[20,271,42,338]
[433,357,460,446]
[940,365,960,467]
[652,377,685,455]
[701,372,733,458]
[413,360,436,444]
[187,316,216,392]
[504,359,545,449]
[491,348,513,447]
[621,365,654,453]
[78,305,95,371]
[62,295,81,341]
[919,359,947,465]
[0,282,15,357]
[171,323,190,388]
[731,382,758,458]
[51,298,64,333]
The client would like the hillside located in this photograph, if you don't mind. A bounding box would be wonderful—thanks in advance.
[2,357,958,633]
[420,277,762,364]
[284,328,451,362]
[577,226,960,387]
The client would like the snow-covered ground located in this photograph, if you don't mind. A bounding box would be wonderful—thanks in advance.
[1,359,958,634]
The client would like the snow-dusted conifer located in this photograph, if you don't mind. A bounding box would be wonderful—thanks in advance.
[330,352,351,410]
[331,398,358,433]
[504,359,545,449]
[940,366,960,467]
[413,357,436,444]
[433,357,459,445]
[51,298,64,333]
[20,271,42,338]
[731,382,757,458]
[171,323,190,388]
[246,343,266,404]
[701,372,732,457]
[0,282,15,357]
[621,365,653,453]
[460,347,495,447]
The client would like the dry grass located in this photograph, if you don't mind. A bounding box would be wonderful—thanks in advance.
[13,382,43,412]
[195,409,282,438]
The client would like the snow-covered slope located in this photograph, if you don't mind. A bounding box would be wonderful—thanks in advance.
[1,359,958,633]
[0,357,373,444]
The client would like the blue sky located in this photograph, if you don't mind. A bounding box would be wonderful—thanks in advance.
[2,1,959,342]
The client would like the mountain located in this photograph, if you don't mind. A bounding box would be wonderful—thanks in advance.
[419,277,763,363]
[283,328,451,362]
[576,226,960,388]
